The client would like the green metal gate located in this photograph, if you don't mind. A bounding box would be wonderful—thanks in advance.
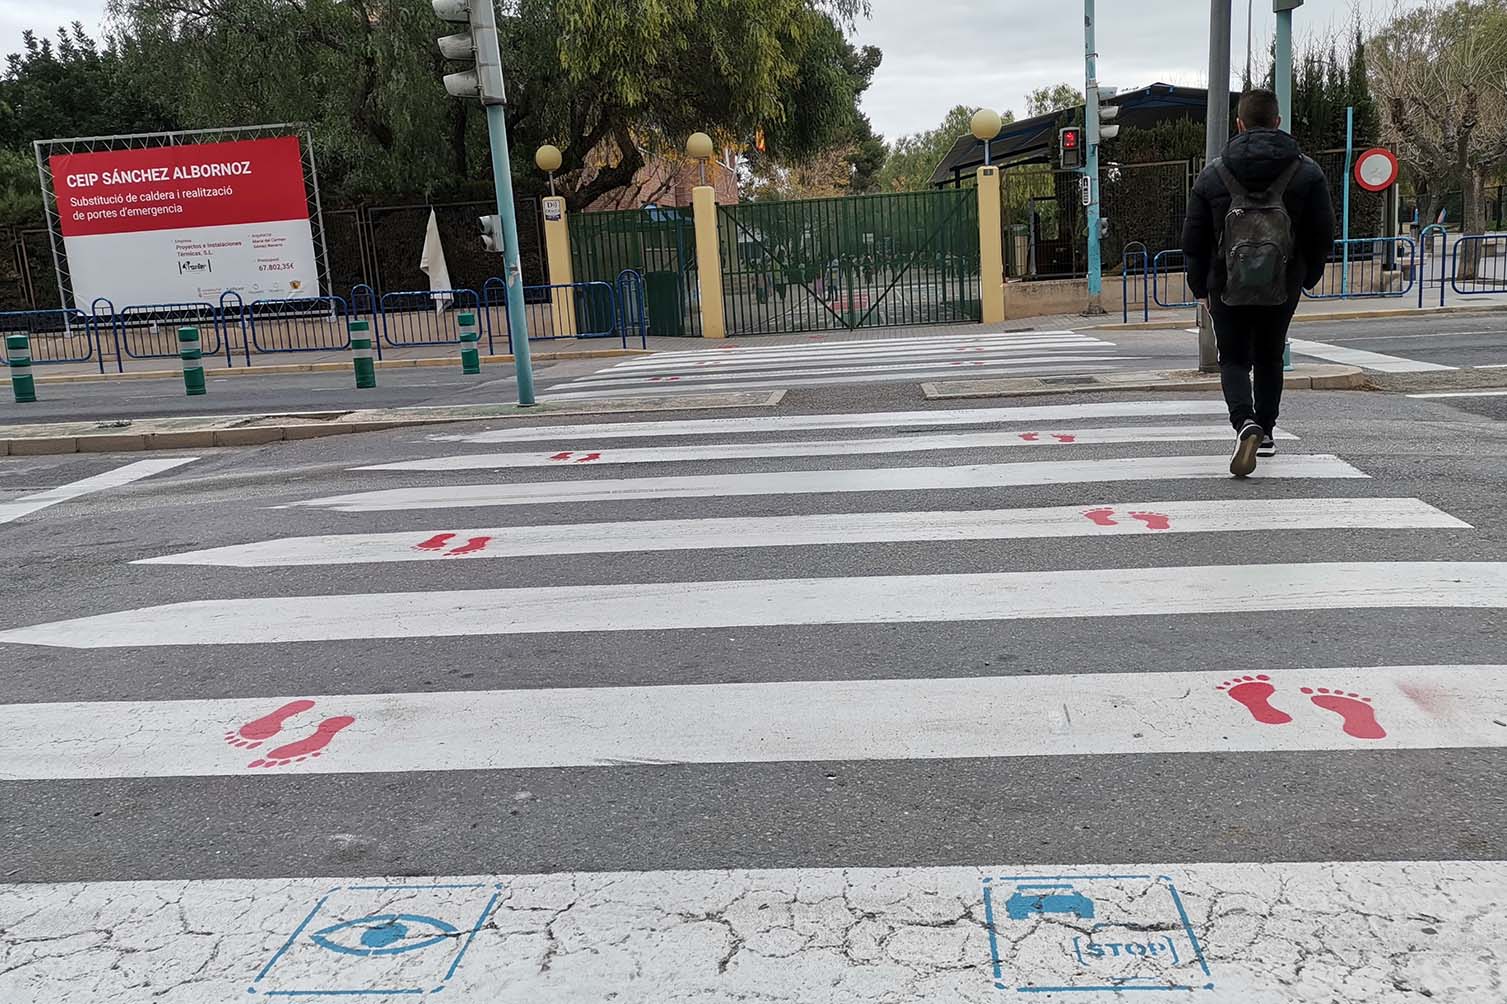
[718,189,981,335]
[571,206,700,337]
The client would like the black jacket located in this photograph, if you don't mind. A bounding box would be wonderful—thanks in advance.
[1180,128,1335,301]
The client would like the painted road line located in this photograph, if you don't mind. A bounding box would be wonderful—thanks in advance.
[540,362,1137,401]
[557,354,1130,389]
[1287,337,1456,373]
[0,457,198,526]
[429,399,1234,443]
[137,498,1468,568]
[644,329,1080,359]
[603,336,1113,372]
[293,455,1367,512]
[1409,389,1507,398]
[3,561,1497,649]
[5,863,1501,1003]
[359,425,1295,471]
[3,664,1504,781]
[585,343,1117,379]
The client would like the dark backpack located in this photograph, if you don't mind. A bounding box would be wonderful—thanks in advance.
[1215,158,1303,306]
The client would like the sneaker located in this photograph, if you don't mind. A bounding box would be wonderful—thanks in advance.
[1257,434,1277,458]
[1230,421,1263,478]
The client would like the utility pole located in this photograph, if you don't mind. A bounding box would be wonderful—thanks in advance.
[1082,0,1108,315]
[1274,0,1304,133]
[1198,0,1233,372]
[434,0,536,406]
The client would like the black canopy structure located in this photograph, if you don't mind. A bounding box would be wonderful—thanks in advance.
[927,83,1226,188]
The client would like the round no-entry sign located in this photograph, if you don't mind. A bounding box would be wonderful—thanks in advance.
[1354,148,1399,192]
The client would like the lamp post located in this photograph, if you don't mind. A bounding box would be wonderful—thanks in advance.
[535,144,562,196]
[971,108,1003,167]
[686,132,715,186]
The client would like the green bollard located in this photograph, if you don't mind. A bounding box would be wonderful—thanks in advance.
[350,320,377,389]
[458,311,481,375]
[1283,340,1293,373]
[178,327,206,396]
[6,333,36,403]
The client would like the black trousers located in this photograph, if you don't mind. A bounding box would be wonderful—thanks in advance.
[1208,297,1301,432]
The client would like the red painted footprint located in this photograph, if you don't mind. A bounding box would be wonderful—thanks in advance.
[415,534,457,552]
[1217,675,1293,726]
[1301,687,1387,740]
[446,536,492,557]
[1083,507,1119,527]
[225,700,316,750]
[1019,433,1041,442]
[248,716,357,769]
[1052,434,1077,443]
[1130,512,1172,531]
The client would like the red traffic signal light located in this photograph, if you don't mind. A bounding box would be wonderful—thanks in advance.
[1059,127,1084,170]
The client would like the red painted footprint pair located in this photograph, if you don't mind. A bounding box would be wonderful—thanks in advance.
[414,533,493,556]
[1084,508,1171,531]
[224,700,356,769]
[1217,675,1387,739]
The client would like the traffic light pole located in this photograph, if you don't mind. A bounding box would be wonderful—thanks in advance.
[1198,0,1233,373]
[1083,0,1105,314]
[484,102,536,406]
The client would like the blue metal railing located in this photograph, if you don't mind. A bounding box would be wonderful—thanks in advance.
[0,308,100,372]
[616,269,649,347]
[1449,235,1507,296]
[378,289,484,348]
[1120,242,1150,324]
[485,273,648,353]
[105,301,226,365]
[248,296,351,354]
[1151,249,1198,308]
[1418,224,1449,308]
[1303,238,1416,300]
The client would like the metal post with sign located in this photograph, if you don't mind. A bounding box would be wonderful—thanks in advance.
[434,0,535,406]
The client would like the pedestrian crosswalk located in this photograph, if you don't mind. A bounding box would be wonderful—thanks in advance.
[1,394,1503,1002]
[543,329,1140,400]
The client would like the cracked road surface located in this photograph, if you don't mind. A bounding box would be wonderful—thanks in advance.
[3,380,1507,1002]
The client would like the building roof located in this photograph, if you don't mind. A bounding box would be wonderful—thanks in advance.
[926,83,1226,187]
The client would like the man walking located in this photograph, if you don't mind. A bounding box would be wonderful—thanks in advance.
[1182,87,1335,477]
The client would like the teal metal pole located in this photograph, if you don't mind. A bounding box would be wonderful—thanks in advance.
[1342,105,1354,298]
[1084,0,1104,309]
[1275,10,1293,133]
[484,102,536,406]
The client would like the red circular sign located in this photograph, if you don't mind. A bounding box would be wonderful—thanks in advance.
[1354,148,1399,192]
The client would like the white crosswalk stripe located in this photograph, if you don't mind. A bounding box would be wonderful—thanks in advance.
[3,395,1502,1003]
[545,330,1136,398]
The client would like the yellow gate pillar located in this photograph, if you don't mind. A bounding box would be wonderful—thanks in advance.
[977,165,1005,325]
[691,185,727,339]
[540,195,577,338]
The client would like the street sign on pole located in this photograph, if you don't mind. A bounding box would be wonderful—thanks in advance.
[1354,148,1400,192]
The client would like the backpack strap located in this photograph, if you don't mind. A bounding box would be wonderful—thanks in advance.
[1213,159,1248,200]
[1266,158,1304,199]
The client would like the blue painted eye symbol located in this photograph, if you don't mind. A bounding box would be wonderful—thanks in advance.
[309,913,460,957]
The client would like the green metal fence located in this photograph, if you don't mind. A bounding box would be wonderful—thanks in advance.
[570,206,700,337]
[717,189,981,335]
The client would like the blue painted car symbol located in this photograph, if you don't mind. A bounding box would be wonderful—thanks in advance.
[1004,884,1096,921]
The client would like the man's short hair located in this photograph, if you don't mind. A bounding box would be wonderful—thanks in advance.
[1238,88,1281,129]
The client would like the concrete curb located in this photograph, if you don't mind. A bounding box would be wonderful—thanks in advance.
[922,364,1368,400]
[1092,303,1507,332]
[0,390,786,457]
[0,348,651,387]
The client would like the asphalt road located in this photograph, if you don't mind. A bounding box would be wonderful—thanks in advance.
[3,356,1507,1000]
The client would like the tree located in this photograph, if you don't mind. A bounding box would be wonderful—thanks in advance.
[1025,82,1083,118]
[1371,0,1507,260]
[105,0,875,209]
[875,104,1015,192]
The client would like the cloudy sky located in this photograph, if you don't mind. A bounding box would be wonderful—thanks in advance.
[2,0,1415,140]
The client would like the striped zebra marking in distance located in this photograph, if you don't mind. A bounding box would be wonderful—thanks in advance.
[0,457,198,526]
[357,425,1298,471]
[553,354,1133,390]
[427,399,1235,443]
[539,362,1138,401]
[137,498,1468,568]
[1,664,1502,780]
[601,336,1114,372]
[3,562,1501,649]
[642,329,1081,359]
[293,455,1367,512]
[4,863,1501,1002]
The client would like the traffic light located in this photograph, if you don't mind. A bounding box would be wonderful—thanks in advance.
[1099,102,1121,141]
[433,0,506,105]
[479,214,503,253]
[1059,127,1084,171]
